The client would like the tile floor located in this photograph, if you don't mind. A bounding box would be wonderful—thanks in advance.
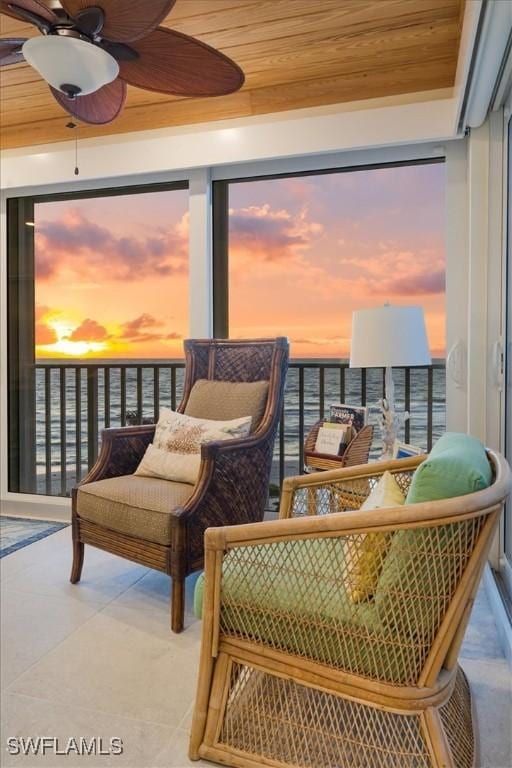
[1,525,511,768]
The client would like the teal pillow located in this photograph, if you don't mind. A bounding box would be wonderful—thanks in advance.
[406,432,492,504]
[194,572,205,619]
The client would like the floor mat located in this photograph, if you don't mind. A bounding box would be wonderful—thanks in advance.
[0,515,69,558]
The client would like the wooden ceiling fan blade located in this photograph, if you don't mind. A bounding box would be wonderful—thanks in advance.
[0,37,26,66]
[118,28,245,97]
[59,0,176,43]
[0,0,57,27]
[50,78,126,124]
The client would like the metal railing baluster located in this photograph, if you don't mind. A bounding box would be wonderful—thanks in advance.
[75,368,81,484]
[104,367,110,428]
[153,367,159,422]
[44,367,52,495]
[405,367,411,443]
[136,367,143,421]
[120,367,126,426]
[171,366,177,411]
[279,404,285,488]
[87,367,99,469]
[319,366,325,418]
[60,367,67,496]
[298,366,305,472]
[427,367,434,451]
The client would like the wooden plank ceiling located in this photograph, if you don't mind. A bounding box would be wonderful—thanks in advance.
[0,0,464,149]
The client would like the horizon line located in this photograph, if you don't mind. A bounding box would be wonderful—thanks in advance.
[35,356,447,365]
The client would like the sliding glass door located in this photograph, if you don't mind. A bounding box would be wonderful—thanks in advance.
[8,182,189,497]
[213,160,447,477]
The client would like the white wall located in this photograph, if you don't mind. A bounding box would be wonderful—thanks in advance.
[0,95,457,193]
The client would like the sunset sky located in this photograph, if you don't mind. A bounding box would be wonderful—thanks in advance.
[35,162,445,359]
[35,188,189,359]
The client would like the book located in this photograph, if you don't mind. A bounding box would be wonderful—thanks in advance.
[329,403,368,433]
[393,441,423,459]
[314,425,346,456]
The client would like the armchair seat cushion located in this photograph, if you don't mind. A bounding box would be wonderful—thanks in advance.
[195,530,463,684]
[77,475,194,545]
[196,539,412,680]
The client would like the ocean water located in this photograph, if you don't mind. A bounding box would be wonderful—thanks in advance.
[35,362,446,495]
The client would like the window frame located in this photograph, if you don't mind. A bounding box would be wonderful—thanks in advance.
[499,104,512,602]
[212,157,445,339]
[7,179,189,495]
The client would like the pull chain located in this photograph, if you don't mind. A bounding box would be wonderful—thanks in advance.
[66,121,80,176]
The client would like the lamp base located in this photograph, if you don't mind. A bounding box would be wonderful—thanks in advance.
[378,367,408,460]
[379,407,398,460]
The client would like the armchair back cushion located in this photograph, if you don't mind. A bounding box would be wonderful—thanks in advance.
[374,432,492,660]
[184,379,269,429]
[406,432,492,504]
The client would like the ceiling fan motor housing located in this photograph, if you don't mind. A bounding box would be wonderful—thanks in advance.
[60,83,82,98]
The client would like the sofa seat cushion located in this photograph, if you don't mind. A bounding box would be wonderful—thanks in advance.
[184,379,269,430]
[77,475,194,545]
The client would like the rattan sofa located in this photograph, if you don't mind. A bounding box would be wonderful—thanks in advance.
[70,337,289,633]
[189,450,511,767]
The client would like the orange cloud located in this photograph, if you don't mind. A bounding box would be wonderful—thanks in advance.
[119,313,165,343]
[35,322,58,345]
[35,304,58,345]
[69,318,109,342]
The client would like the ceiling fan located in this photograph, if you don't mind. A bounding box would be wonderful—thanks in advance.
[0,0,245,124]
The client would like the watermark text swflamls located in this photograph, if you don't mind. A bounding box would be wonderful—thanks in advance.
[6,737,124,756]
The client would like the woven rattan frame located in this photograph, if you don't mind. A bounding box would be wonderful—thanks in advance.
[70,338,289,633]
[189,451,511,767]
[304,422,374,471]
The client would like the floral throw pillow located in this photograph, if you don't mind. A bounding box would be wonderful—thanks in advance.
[134,408,252,485]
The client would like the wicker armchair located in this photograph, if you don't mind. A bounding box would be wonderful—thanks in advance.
[304,420,374,471]
[190,451,511,767]
[70,338,289,633]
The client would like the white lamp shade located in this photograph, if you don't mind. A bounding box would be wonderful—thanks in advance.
[350,305,431,368]
[22,36,119,96]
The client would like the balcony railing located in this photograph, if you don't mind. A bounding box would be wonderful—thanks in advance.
[29,359,445,497]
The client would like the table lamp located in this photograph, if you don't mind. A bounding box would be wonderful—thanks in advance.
[350,304,431,458]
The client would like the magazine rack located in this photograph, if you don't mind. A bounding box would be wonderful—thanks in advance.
[304,421,374,471]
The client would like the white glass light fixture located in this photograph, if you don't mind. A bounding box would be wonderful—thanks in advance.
[22,36,119,96]
[350,304,431,458]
